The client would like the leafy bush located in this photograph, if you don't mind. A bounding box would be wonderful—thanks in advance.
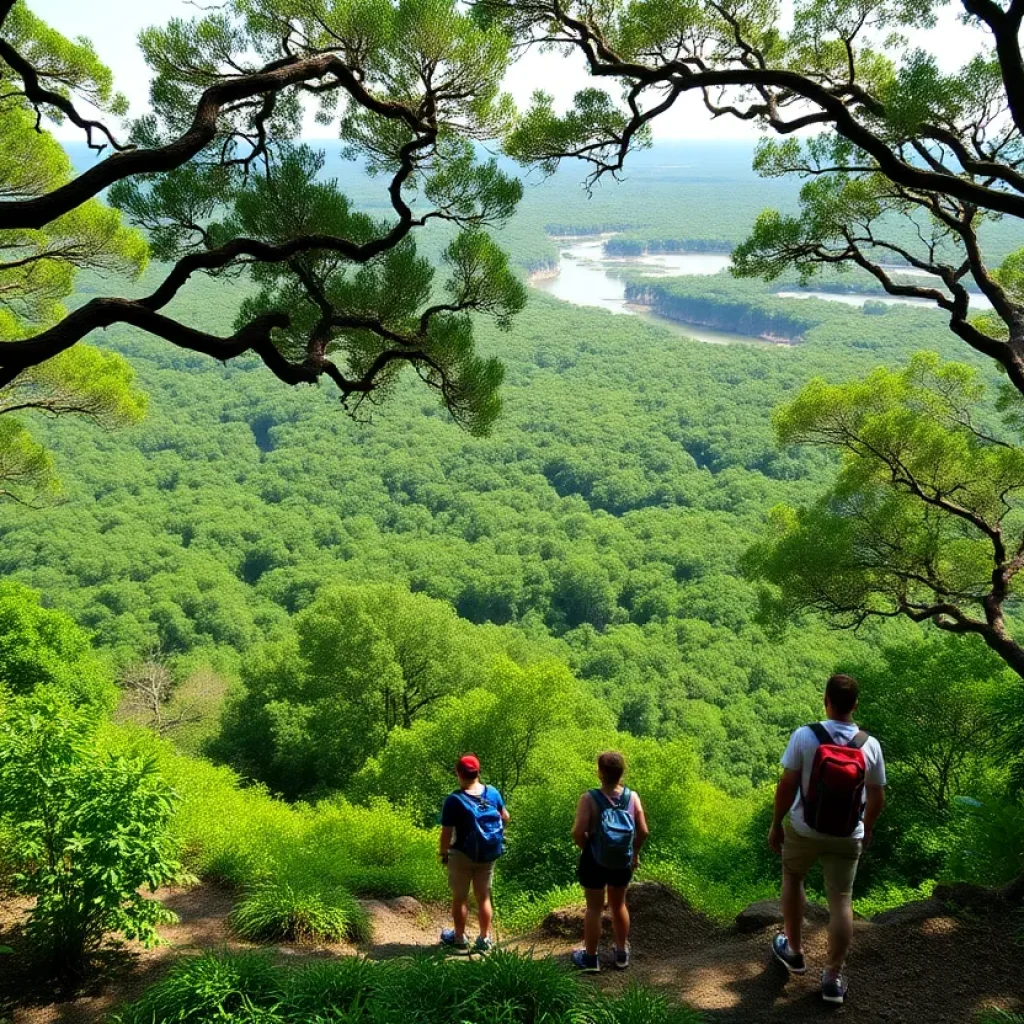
[0,693,189,973]
[232,879,369,944]
[103,725,447,903]
[111,949,702,1024]
[852,880,935,919]
[976,1013,1024,1024]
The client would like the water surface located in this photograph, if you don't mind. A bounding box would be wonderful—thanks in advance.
[531,239,993,336]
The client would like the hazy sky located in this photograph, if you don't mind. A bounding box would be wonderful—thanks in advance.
[29,0,981,143]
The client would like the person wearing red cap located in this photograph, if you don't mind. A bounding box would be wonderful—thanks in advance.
[439,753,509,954]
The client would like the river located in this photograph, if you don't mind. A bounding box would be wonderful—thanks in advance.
[531,239,771,346]
[530,238,991,345]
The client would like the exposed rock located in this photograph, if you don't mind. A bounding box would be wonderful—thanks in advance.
[387,896,425,916]
[871,898,947,928]
[734,899,829,933]
[539,882,713,940]
[539,906,610,939]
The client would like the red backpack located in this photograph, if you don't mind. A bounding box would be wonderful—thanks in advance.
[802,723,870,836]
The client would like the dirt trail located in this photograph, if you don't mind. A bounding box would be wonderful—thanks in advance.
[1,882,1021,1024]
[517,882,1023,1022]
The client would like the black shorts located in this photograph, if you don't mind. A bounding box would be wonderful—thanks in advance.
[577,844,633,890]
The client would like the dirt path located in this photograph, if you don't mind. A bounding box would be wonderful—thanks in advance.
[517,883,1023,1022]
[2,882,1021,1023]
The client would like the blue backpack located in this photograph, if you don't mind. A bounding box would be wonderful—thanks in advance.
[589,787,636,869]
[456,785,505,862]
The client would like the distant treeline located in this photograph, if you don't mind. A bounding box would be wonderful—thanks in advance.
[606,237,734,256]
[544,223,636,237]
[624,278,817,344]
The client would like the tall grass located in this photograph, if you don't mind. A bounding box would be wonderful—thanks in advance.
[110,950,704,1024]
[100,723,446,904]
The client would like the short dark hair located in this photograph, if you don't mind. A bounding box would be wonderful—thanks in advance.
[456,763,480,780]
[825,674,859,715]
[597,751,626,784]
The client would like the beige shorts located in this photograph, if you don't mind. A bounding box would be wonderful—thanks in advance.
[782,822,863,898]
[447,849,496,901]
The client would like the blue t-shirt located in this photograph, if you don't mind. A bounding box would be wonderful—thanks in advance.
[441,785,505,857]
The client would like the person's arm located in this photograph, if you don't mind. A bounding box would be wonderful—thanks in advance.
[769,769,801,854]
[439,825,454,865]
[572,793,592,849]
[631,793,649,869]
[862,784,885,849]
[439,795,457,865]
[494,788,510,825]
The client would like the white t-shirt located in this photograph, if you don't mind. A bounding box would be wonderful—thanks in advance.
[781,720,886,839]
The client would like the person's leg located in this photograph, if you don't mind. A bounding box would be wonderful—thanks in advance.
[607,885,629,952]
[472,865,494,940]
[821,840,861,973]
[452,895,469,938]
[780,825,816,955]
[447,853,472,941]
[583,887,605,956]
[781,867,807,953]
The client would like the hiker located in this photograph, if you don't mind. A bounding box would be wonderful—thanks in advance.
[570,750,649,973]
[439,753,509,954]
[769,673,886,1005]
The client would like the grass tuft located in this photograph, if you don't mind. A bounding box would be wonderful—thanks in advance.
[232,880,370,945]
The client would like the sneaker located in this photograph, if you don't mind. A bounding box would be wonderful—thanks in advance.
[570,949,601,973]
[613,943,630,970]
[440,928,469,955]
[771,934,807,974]
[473,935,493,954]
[821,969,848,1004]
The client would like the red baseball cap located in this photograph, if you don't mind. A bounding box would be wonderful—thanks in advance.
[457,754,480,773]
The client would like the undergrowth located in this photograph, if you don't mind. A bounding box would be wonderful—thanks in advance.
[110,949,704,1024]
[232,879,369,944]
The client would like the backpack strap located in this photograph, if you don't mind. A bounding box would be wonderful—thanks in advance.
[847,731,870,750]
[617,786,632,811]
[589,788,612,812]
[807,722,833,746]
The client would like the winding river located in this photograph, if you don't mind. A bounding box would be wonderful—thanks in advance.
[530,237,991,345]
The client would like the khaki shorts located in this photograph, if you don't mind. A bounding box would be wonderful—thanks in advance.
[447,849,496,901]
[782,822,863,898]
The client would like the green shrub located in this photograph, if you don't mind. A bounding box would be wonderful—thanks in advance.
[597,985,704,1024]
[232,879,369,944]
[495,884,582,936]
[112,949,703,1024]
[111,950,284,1024]
[976,1012,1024,1024]
[0,694,189,973]
[853,880,935,918]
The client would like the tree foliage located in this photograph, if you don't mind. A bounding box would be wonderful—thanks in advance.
[0,0,525,434]
[745,352,1024,677]
[481,0,1024,395]
[0,581,114,709]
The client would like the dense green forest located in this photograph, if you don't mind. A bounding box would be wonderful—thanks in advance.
[4,147,1022,923]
